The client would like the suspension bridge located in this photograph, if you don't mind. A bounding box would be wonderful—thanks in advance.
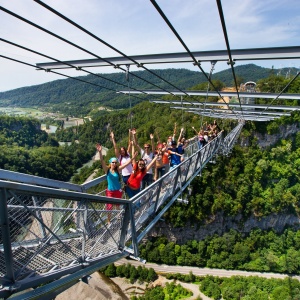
[0,121,243,299]
[1,0,300,298]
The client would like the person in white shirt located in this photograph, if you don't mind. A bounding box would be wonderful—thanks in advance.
[110,130,133,185]
[132,130,155,190]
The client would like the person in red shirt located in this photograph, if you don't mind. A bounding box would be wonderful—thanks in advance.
[154,143,167,181]
[126,153,160,198]
[162,142,170,173]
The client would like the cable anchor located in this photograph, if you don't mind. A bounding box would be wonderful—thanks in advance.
[193,60,201,66]
[227,59,235,66]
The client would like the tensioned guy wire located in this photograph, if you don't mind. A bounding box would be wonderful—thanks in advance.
[126,65,133,129]
[216,0,245,121]
[201,61,217,128]
[0,55,117,91]
[2,3,293,123]
[0,6,177,97]
[34,0,190,97]
[149,0,242,120]
[0,38,145,100]
[256,71,300,120]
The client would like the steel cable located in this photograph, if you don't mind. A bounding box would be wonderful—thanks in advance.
[34,0,190,97]
[0,38,145,100]
[216,0,245,120]
[150,0,241,121]
[0,6,175,96]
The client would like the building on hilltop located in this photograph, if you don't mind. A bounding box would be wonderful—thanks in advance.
[217,82,257,111]
[240,81,256,107]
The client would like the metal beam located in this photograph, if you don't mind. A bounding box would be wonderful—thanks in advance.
[0,169,83,192]
[195,116,274,121]
[170,106,291,116]
[189,111,277,121]
[7,253,128,300]
[150,100,300,111]
[121,90,300,100]
[36,46,300,69]
[191,114,277,120]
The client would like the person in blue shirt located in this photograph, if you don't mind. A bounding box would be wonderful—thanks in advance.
[96,143,137,224]
[168,140,183,169]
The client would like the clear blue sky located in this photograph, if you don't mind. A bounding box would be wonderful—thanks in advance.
[1,0,300,92]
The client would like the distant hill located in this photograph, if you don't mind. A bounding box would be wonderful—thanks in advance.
[214,64,269,84]
[0,64,297,117]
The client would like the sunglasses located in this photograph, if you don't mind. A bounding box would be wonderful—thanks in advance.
[138,163,145,166]
[111,161,117,164]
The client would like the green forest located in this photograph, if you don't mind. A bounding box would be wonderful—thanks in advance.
[139,228,300,274]
[101,262,300,300]
[0,115,94,180]
[166,272,300,300]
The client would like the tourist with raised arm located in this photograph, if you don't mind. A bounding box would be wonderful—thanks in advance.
[96,143,137,224]
[132,130,155,190]
[154,143,167,180]
[168,140,183,169]
[126,148,161,198]
[110,130,133,185]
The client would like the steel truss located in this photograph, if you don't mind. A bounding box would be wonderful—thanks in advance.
[36,46,300,70]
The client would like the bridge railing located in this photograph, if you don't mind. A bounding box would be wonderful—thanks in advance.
[221,120,244,156]
[0,179,132,296]
[127,131,223,246]
[0,122,243,298]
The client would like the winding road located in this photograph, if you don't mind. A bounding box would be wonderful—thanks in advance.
[117,258,300,281]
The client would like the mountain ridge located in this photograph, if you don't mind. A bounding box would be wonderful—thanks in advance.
[0,64,298,116]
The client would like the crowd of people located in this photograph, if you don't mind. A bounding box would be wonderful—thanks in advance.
[96,121,221,208]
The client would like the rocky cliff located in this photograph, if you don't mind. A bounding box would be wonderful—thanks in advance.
[241,122,299,148]
[149,212,300,244]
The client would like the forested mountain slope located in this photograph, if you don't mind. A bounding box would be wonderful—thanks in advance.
[1,64,296,117]
[0,115,94,180]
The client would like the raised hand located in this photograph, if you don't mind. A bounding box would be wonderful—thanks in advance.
[96,143,102,152]
[131,128,136,135]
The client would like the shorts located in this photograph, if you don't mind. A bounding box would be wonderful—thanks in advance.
[105,189,123,210]
[105,189,123,198]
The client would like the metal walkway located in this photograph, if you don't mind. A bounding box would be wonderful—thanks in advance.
[0,122,243,299]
